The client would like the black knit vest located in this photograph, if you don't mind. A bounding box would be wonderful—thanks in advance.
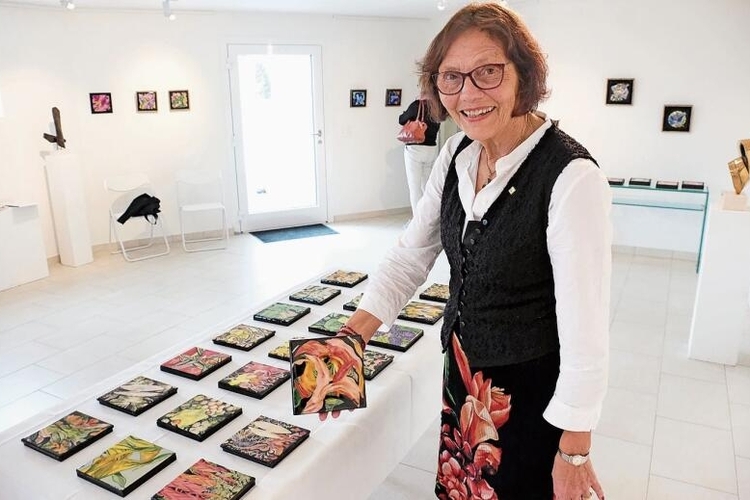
[439,126,596,368]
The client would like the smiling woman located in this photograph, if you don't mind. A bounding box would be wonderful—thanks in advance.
[339,3,612,500]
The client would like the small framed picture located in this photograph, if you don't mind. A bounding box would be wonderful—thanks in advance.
[136,91,157,112]
[385,88,402,107]
[605,79,634,105]
[350,89,367,108]
[662,105,692,132]
[169,90,190,110]
[89,92,112,114]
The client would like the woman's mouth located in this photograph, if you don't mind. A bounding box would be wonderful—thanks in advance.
[460,106,495,119]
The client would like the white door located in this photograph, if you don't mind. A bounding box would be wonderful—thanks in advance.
[228,44,327,232]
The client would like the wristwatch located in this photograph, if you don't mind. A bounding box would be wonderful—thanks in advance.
[557,448,589,466]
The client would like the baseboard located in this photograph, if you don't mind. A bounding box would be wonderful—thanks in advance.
[612,244,697,262]
[331,207,411,222]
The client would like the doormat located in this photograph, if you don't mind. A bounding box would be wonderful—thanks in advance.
[250,224,338,243]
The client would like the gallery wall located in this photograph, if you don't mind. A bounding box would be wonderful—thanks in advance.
[0,5,432,257]
[513,0,750,191]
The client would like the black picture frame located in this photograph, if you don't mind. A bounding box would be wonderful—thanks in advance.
[350,89,367,108]
[662,105,692,132]
[385,88,402,107]
[135,91,158,112]
[89,92,113,114]
[169,90,190,110]
[605,79,634,105]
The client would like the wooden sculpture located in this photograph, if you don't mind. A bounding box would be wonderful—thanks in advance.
[42,107,66,149]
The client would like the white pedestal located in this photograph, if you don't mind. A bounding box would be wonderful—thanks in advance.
[44,151,93,267]
[0,204,49,291]
[688,204,750,365]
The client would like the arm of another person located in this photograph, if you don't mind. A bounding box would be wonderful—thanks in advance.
[346,134,464,341]
[398,99,420,126]
[543,159,612,498]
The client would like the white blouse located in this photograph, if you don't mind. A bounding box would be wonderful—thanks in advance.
[358,119,612,432]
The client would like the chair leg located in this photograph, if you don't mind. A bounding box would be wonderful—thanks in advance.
[111,217,170,262]
[181,207,229,253]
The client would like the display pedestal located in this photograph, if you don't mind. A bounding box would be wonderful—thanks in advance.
[0,204,49,291]
[688,204,750,365]
[44,150,93,267]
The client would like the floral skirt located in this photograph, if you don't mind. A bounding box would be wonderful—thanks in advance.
[435,334,563,500]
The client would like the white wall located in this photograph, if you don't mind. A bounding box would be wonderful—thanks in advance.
[512,0,750,254]
[514,0,750,191]
[0,5,431,257]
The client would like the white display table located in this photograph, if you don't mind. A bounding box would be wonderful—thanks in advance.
[0,273,444,499]
[689,204,750,365]
[44,150,93,267]
[0,203,49,291]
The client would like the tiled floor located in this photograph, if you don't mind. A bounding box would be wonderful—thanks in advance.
[1,214,749,499]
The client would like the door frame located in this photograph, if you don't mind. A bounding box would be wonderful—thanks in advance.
[226,43,328,232]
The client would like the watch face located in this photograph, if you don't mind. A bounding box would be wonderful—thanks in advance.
[571,455,587,466]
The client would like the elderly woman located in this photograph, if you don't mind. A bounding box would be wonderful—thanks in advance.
[340,3,611,499]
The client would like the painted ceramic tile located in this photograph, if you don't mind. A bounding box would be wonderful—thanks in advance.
[307,312,351,336]
[368,324,424,352]
[288,285,341,305]
[22,411,113,461]
[221,415,310,468]
[320,270,368,288]
[97,376,177,416]
[418,283,450,303]
[152,458,255,500]
[290,336,366,414]
[267,337,304,362]
[363,350,394,380]
[342,293,363,312]
[160,347,232,380]
[212,324,275,352]
[76,435,176,497]
[157,395,242,442]
[397,301,445,325]
[218,361,290,399]
[253,302,310,326]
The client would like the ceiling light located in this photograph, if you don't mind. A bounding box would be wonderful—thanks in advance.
[61,0,75,10]
[437,0,447,10]
[162,0,176,21]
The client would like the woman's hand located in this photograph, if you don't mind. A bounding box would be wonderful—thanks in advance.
[552,455,604,499]
[552,430,604,500]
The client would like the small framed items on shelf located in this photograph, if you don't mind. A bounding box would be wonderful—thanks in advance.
[629,178,652,187]
[607,177,625,186]
[681,180,705,190]
[656,180,679,190]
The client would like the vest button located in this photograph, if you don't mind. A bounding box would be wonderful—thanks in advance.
[469,238,475,245]
[482,219,488,226]
[474,227,481,234]
[460,321,466,328]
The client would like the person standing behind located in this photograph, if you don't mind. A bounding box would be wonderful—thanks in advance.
[399,97,442,216]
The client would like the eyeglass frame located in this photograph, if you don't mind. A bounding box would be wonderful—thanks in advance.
[431,63,508,95]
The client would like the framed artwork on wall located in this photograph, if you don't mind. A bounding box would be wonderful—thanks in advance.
[605,78,634,105]
[89,93,112,114]
[350,89,367,107]
[136,91,157,112]
[385,88,402,106]
[169,90,190,110]
[662,105,692,132]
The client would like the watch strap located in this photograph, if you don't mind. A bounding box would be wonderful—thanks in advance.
[557,448,589,466]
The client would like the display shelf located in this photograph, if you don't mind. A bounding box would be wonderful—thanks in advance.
[611,184,709,271]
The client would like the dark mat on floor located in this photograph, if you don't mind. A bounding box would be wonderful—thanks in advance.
[250,224,338,243]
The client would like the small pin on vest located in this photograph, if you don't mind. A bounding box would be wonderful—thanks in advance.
[509,186,516,195]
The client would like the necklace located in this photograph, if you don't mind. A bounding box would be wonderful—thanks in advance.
[481,149,498,189]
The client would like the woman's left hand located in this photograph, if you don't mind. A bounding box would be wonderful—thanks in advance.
[552,454,604,500]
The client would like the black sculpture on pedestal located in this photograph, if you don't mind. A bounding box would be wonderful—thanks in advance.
[42,107,66,149]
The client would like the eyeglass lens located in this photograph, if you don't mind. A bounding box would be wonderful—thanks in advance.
[434,64,505,95]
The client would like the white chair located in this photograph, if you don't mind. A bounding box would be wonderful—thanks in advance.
[176,169,228,252]
[104,173,170,262]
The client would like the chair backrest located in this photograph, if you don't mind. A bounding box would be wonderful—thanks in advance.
[175,169,225,207]
[104,173,155,216]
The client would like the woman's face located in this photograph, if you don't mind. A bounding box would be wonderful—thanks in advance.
[437,28,519,143]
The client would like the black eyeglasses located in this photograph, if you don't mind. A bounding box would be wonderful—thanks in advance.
[431,63,507,95]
